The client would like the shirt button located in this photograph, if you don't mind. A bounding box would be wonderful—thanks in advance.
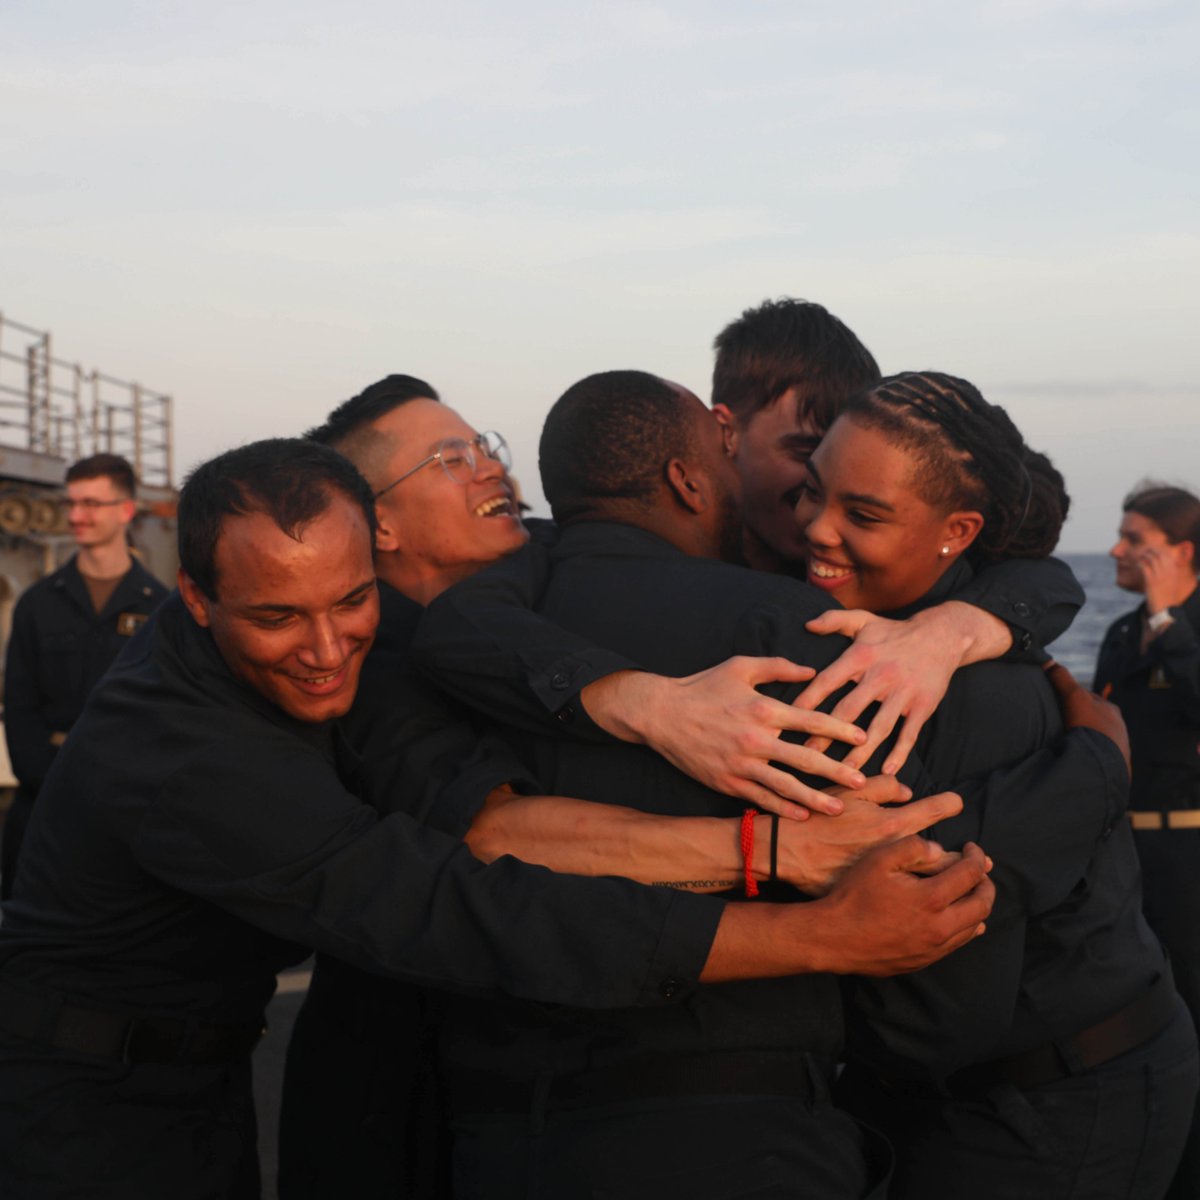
[550,671,571,690]
[555,704,577,724]
[659,978,683,999]
[1013,601,1032,618]
[1018,632,1033,652]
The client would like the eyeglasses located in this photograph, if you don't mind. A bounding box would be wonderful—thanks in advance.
[56,498,129,511]
[373,431,511,499]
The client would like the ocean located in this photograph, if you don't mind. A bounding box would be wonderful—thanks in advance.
[1045,552,1134,684]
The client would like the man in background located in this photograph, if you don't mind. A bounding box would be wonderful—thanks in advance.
[1,452,168,897]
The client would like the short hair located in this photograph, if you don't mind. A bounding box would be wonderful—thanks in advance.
[842,372,1069,563]
[712,298,881,430]
[1124,482,1200,562]
[66,453,137,497]
[306,375,439,486]
[540,371,694,525]
[179,439,377,600]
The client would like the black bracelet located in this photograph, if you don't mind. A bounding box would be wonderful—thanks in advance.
[768,814,780,885]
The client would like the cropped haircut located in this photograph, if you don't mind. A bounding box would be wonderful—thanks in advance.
[842,372,1069,564]
[306,375,439,487]
[712,298,881,430]
[540,371,694,525]
[1124,481,1200,562]
[66,453,137,497]
[179,439,377,600]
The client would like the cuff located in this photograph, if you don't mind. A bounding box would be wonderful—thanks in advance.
[426,739,541,839]
[529,649,638,737]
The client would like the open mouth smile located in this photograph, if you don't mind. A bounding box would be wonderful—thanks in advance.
[474,495,514,518]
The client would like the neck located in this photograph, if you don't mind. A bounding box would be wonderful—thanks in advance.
[741,526,783,574]
[375,556,465,608]
[76,541,133,580]
[572,504,724,561]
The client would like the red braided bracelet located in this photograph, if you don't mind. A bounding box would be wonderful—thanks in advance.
[741,808,760,898]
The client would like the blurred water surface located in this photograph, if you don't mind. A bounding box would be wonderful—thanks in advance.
[1047,553,1132,684]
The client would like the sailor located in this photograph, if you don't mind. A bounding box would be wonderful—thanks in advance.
[1,452,168,897]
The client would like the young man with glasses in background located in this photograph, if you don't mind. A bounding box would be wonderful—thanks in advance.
[1,452,168,897]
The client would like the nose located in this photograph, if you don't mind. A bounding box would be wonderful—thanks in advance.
[797,497,835,547]
[297,614,348,670]
[474,448,506,483]
[1109,539,1124,560]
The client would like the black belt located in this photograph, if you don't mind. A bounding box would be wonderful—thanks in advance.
[945,969,1179,1096]
[0,976,265,1066]
[448,1050,830,1117]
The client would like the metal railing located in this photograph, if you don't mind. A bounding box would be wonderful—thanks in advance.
[0,312,173,487]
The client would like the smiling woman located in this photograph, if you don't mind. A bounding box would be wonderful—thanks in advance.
[797,370,1068,613]
[796,372,1198,1200]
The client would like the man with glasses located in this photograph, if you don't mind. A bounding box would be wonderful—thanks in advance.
[1,453,168,897]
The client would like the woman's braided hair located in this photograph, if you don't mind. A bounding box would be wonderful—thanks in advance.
[842,371,1069,564]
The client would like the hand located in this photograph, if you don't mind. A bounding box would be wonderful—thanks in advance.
[793,607,977,774]
[583,660,871,820]
[1043,660,1131,775]
[775,777,965,896]
[812,839,994,976]
[1140,543,1196,615]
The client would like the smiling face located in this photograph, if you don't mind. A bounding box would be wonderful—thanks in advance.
[716,387,824,571]
[368,399,529,602]
[795,416,982,614]
[178,494,379,723]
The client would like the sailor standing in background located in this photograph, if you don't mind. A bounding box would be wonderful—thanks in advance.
[1,453,168,897]
[1095,480,1200,1200]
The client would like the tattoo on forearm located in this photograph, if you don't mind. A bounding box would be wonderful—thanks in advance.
[652,880,736,890]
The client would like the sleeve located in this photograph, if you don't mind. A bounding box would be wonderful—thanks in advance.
[1149,605,1200,722]
[415,542,638,738]
[928,727,1128,916]
[953,556,1085,661]
[339,661,541,838]
[132,738,721,1009]
[2,595,59,789]
[844,726,1130,1082]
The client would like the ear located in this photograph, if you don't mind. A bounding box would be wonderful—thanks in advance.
[940,510,985,558]
[1173,538,1196,573]
[712,405,738,458]
[177,570,213,629]
[119,498,137,524]
[372,500,403,554]
[665,458,707,516]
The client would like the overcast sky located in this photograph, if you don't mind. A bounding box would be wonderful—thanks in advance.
[2,0,1197,550]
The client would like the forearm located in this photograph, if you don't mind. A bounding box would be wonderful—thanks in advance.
[465,787,756,893]
[416,545,636,737]
[1150,608,1200,718]
[702,838,993,980]
[913,600,1012,667]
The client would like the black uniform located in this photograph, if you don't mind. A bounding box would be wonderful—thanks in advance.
[1,555,168,897]
[278,582,455,1200]
[836,563,1197,1199]
[415,525,1086,732]
[1094,584,1200,1200]
[418,524,1116,1200]
[0,593,721,1199]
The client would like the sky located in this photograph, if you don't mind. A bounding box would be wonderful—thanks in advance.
[2,0,1197,550]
